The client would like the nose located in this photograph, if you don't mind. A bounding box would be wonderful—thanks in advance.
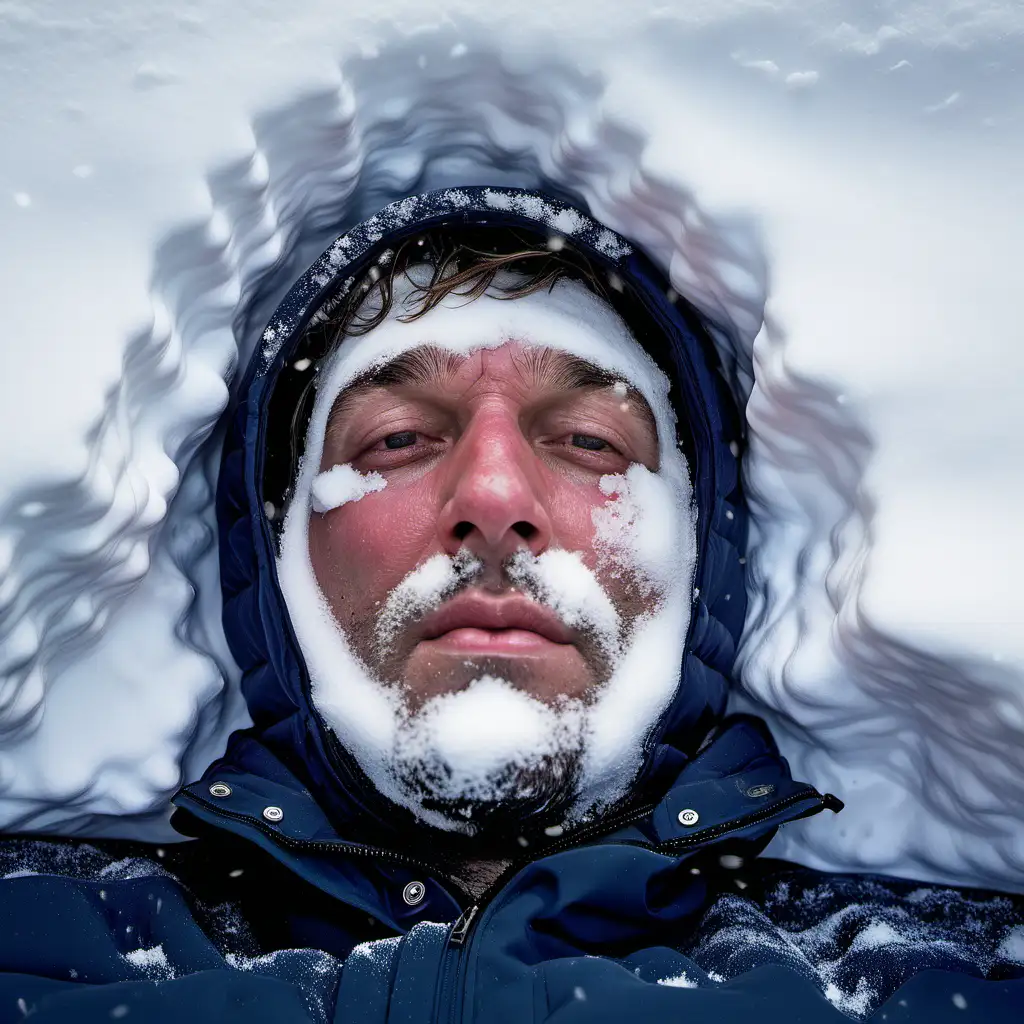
[436,410,553,563]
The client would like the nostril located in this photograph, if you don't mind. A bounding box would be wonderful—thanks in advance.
[512,521,537,541]
[453,521,474,541]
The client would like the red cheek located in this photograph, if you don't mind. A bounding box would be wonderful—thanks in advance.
[544,483,607,571]
[309,474,444,597]
[308,463,613,600]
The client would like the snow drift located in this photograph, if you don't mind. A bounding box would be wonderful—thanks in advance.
[1,5,1022,891]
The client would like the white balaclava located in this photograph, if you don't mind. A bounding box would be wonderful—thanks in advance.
[278,267,698,832]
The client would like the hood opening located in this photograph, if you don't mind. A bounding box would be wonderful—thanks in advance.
[213,186,749,854]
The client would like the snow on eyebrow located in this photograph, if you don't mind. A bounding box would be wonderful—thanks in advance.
[329,345,654,423]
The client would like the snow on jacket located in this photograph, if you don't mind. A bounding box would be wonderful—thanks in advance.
[1,188,1023,1023]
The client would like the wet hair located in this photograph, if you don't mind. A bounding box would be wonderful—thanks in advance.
[326,229,614,339]
[262,223,691,525]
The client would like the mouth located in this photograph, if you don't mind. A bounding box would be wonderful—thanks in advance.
[414,591,575,655]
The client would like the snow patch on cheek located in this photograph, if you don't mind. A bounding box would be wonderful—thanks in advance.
[310,464,387,513]
[580,602,691,788]
[592,462,690,592]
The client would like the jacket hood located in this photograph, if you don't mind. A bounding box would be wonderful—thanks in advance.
[203,186,751,849]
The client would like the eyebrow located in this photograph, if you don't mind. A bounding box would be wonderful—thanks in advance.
[324,345,659,438]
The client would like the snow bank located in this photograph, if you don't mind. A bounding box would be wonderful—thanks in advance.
[0,2,1022,890]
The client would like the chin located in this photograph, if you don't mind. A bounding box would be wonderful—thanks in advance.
[392,749,583,839]
[385,673,587,835]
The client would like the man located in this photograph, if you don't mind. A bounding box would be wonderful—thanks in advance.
[1,187,1022,1023]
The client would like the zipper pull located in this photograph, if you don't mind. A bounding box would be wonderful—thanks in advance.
[449,905,479,946]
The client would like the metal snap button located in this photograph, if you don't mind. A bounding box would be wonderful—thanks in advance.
[209,782,232,798]
[402,881,425,906]
[262,806,284,823]
[677,808,700,827]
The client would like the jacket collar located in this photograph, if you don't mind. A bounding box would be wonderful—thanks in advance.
[172,714,839,932]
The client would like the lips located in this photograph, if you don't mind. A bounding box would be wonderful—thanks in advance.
[415,591,575,648]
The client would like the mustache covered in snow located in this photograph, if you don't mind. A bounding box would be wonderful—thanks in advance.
[373,548,624,661]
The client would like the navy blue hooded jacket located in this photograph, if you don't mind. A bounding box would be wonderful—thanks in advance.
[2,188,1023,1023]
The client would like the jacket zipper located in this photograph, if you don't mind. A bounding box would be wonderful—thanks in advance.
[448,905,479,946]
[443,787,838,950]
[436,907,478,1024]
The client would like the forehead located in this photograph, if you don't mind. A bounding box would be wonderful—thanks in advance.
[326,343,657,429]
[343,344,625,395]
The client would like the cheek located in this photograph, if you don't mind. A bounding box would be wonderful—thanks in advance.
[546,478,664,622]
[309,479,442,597]
[545,479,606,568]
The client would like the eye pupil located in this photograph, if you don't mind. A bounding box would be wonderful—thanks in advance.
[384,431,417,449]
[572,434,607,451]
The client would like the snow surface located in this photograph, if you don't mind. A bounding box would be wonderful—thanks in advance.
[1,1,1023,890]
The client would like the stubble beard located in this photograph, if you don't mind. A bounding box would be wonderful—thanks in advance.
[336,559,652,836]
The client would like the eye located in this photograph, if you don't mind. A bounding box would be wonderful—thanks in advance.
[383,431,418,449]
[571,433,611,452]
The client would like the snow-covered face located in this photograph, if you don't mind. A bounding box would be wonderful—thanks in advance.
[310,342,661,705]
[278,272,697,833]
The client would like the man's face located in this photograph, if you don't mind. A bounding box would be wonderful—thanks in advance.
[307,342,661,711]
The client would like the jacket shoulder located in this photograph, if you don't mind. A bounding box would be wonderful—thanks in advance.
[0,834,261,960]
[0,835,340,1024]
[685,858,1024,1016]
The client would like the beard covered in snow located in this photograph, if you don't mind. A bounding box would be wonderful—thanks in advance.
[277,271,698,834]
[340,542,652,830]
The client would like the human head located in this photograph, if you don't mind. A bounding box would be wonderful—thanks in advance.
[276,227,698,836]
